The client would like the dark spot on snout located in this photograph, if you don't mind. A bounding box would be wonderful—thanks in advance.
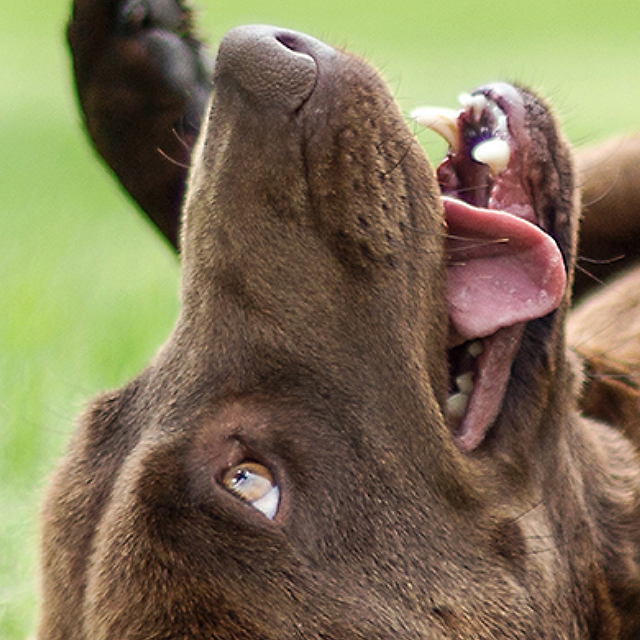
[431,605,461,632]
[490,517,527,571]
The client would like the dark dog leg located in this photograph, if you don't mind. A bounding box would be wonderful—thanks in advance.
[67,0,213,247]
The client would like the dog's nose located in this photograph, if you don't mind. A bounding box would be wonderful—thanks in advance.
[214,25,335,111]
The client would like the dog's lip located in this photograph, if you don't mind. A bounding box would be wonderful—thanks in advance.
[454,324,525,451]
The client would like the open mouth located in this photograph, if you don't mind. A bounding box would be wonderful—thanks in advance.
[412,83,567,451]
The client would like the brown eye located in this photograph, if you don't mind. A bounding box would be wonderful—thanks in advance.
[221,462,280,519]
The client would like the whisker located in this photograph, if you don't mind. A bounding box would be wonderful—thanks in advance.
[580,177,620,208]
[172,124,194,152]
[451,183,493,198]
[502,499,545,527]
[446,238,509,255]
[535,520,590,554]
[447,234,508,244]
[400,222,510,251]
[577,254,626,266]
[157,147,191,169]
[574,262,607,289]
[523,520,588,557]
[587,372,639,383]
[524,531,584,556]
[577,138,628,206]
[569,308,629,351]
[384,137,415,176]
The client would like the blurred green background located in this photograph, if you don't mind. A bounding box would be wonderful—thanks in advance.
[1,0,639,636]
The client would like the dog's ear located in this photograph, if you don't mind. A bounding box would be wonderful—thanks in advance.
[67,0,213,249]
[574,134,640,299]
[568,266,640,450]
[570,135,640,440]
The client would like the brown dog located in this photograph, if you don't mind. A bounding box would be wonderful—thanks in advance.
[39,0,640,638]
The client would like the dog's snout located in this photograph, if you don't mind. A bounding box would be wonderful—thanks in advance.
[215,25,335,110]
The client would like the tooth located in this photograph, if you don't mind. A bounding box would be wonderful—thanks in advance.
[447,392,469,422]
[471,138,511,176]
[456,372,475,395]
[488,101,509,136]
[411,107,460,151]
[458,93,488,120]
[467,340,484,358]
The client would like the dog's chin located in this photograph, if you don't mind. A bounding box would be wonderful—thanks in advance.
[414,83,571,452]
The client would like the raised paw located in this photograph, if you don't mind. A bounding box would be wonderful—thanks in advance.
[68,0,214,247]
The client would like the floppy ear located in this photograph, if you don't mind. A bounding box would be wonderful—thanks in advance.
[574,134,640,299]
[67,0,214,249]
[568,266,640,451]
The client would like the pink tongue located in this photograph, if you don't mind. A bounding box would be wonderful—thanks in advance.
[444,196,566,339]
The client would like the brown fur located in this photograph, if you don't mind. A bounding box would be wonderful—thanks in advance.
[39,2,640,638]
[66,0,212,247]
[575,135,640,299]
[569,267,640,450]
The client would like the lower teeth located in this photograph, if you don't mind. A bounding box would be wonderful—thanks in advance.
[447,392,469,423]
[467,340,484,358]
[455,372,475,395]
[446,340,483,426]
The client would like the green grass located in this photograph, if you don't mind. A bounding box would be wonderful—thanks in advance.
[2,0,639,636]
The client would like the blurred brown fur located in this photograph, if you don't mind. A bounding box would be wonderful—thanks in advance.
[575,134,640,300]
[570,267,640,450]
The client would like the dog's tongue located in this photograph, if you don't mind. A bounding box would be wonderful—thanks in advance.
[444,197,566,339]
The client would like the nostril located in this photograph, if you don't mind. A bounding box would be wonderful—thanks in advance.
[215,26,336,111]
[275,32,311,56]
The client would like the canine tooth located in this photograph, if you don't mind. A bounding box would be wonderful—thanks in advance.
[467,340,484,358]
[411,107,460,151]
[471,138,511,176]
[455,372,475,395]
[458,93,488,120]
[488,101,509,136]
[447,392,469,422]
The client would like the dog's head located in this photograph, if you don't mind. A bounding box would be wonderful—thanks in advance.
[43,25,636,640]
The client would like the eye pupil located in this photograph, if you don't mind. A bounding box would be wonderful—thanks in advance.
[231,469,249,487]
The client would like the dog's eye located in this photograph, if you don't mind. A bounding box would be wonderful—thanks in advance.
[221,462,280,519]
